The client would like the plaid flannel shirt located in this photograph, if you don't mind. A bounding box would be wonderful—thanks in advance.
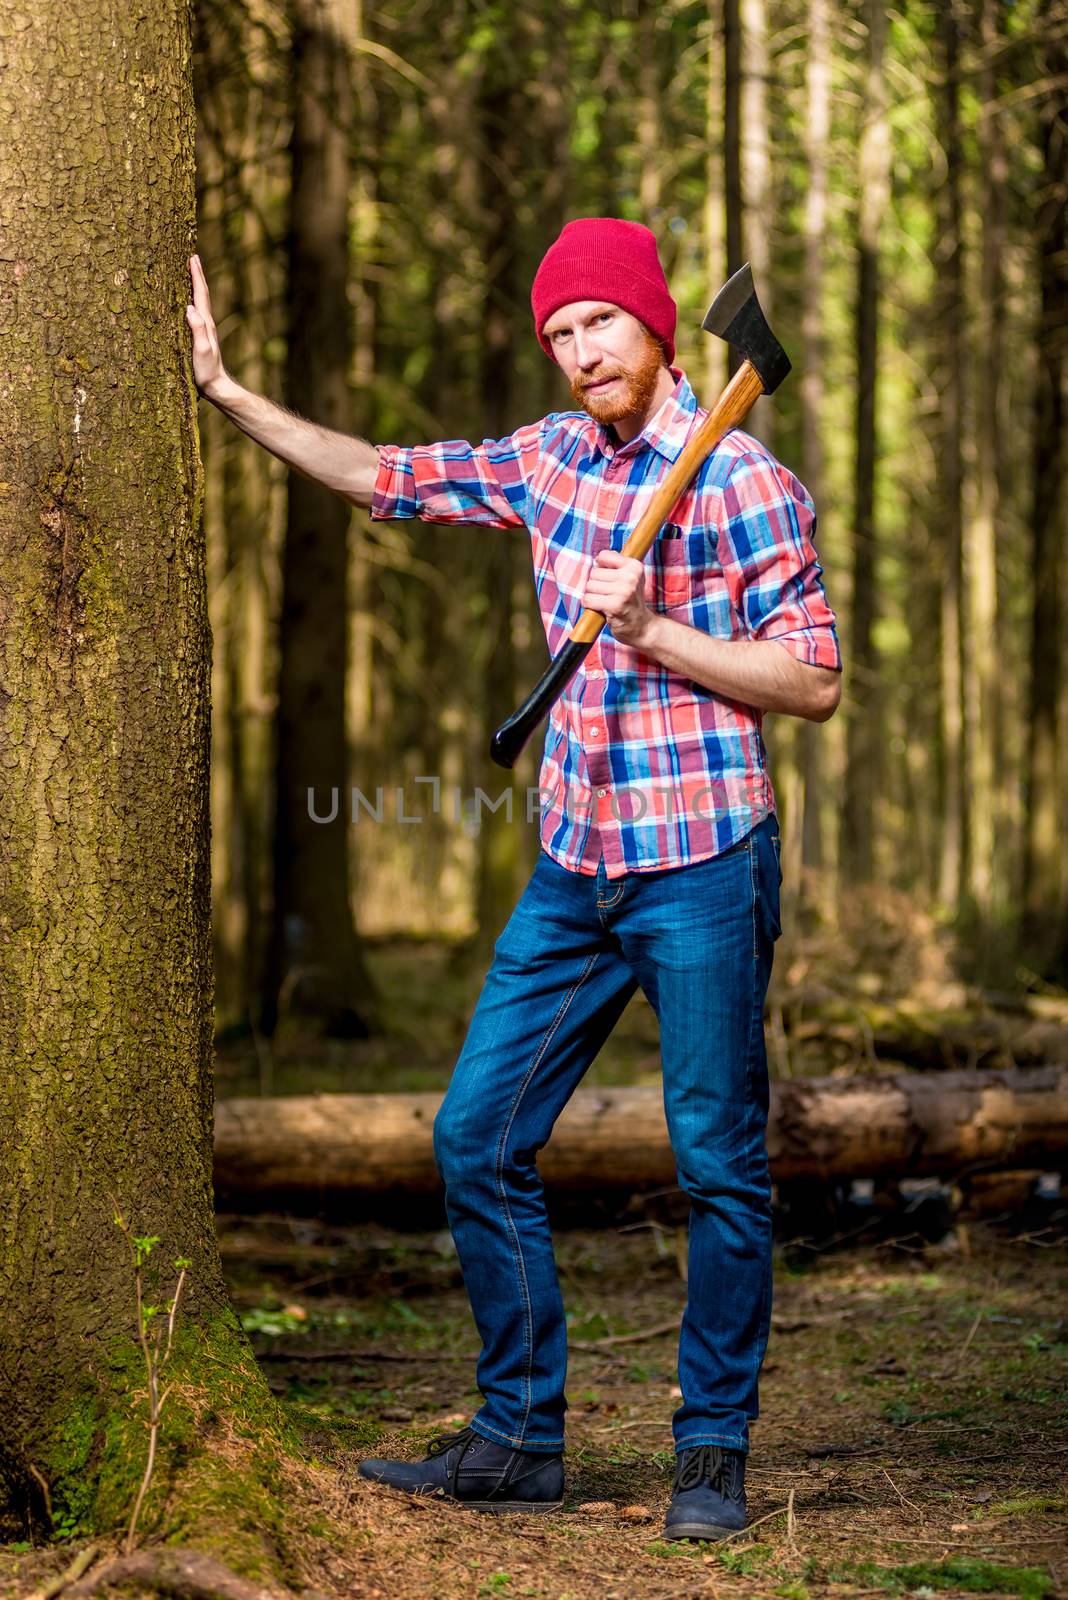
[371,371,841,879]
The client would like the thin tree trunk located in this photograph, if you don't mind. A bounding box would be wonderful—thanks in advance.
[0,0,287,1553]
[935,1,967,913]
[723,0,743,298]
[1022,0,1068,972]
[195,0,281,1031]
[637,0,662,218]
[704,4,729,397]
[740,0,774,446]
[841,0,889,885]
[267,0,376,1034]
[964,0,1007,920]
[798,0,832,900]
[474,46,522,951]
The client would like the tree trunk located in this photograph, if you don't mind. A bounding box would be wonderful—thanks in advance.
[472,26,528,952]
[213,1067,1068,1200]
[266,0,377,1035]
[1022,0,1067,975]
[703,3,729,397]
[723,0,743,296]
[636,0,662,218]
[0,0,290,1556]
[797,0,832,902]
[195,0,283,1031]
[739,0,776,447]
[841,0,889,886]
[965,0,1006,919]
[934,0,968,914]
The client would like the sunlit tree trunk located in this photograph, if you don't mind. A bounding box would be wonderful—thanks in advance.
[703,4,729,397]
[723,0,743,293]
[797,0,832,902]
[934,0,967,914]
[740,0,774,446]
[637,0,662,217]
[963,0,1007,921]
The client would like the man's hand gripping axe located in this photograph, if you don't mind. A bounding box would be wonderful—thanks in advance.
[489,263,791,769]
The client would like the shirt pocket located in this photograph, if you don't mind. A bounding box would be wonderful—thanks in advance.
[651,523,705,611]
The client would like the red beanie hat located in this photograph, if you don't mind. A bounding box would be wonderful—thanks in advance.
[531,217,677,365]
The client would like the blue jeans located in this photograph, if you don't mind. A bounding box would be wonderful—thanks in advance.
[433,813,782,1456]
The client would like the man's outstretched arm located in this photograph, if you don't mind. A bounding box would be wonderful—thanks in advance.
[185,254,379,509]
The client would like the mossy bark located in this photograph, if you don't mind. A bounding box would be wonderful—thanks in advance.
[0,0,294,1560]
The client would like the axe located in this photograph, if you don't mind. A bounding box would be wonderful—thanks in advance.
[489,262,791,769]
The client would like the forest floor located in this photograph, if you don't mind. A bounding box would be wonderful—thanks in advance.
[4,1217,1064,1600]
[4,899,1066,1600]
[185,1216,1068,1599]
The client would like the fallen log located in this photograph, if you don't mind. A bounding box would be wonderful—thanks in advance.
[213,1065,1068,1202]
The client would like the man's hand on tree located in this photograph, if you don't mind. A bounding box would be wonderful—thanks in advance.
[186,255,229,398]
[581,549,655,648]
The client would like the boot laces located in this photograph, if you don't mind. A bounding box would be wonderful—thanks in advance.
[426,1426,479,1460]
[674,1445,734,1495]
[425,1426,480,1497]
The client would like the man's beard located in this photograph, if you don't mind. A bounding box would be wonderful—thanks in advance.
[570,332,666,426]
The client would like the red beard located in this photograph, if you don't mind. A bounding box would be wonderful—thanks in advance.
[570,331,666,426]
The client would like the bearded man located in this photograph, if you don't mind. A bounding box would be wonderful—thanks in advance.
[187,217,842,1540]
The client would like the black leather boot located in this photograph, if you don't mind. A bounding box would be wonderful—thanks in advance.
[663,1444,747,1539]
[359,1426,564,1513]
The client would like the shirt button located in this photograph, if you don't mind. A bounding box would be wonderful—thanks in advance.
[589,726,601,737]
[597,789,608,799]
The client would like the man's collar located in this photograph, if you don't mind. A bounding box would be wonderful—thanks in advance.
[584,369,697,465]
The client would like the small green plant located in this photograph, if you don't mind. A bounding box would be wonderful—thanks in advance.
[239,1305,309,1337]
[113,1207,191,1554]
[478,1573,513,1596]
[647,1539,702,1558]
[717,1541,774,1576]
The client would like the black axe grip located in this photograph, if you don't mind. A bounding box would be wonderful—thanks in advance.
[489,638,594,769]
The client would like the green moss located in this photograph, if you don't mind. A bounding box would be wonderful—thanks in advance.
[716,1542,774,1576]
[828,1557,1053,1598]
[990,1495,1067,1516]
[47,1391,107,1540]
[36,1308,301,1569]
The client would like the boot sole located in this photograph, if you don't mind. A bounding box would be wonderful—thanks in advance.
[663,1520,742,1541]
[366,1482,563,1515]
[466,1499,564,1515]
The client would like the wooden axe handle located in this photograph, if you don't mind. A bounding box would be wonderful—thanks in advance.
[568,358,764,645]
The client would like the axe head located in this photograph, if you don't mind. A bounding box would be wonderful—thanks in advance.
[702,263,790,395]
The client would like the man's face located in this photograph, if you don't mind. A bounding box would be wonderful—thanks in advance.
[542,301,667,426]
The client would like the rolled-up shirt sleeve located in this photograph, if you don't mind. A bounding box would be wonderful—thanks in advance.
[716,451,842,670]
[371,419,546,529]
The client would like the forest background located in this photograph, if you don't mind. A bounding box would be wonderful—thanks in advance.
[0,1,1065,1589]
[193,0,1068,1046]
